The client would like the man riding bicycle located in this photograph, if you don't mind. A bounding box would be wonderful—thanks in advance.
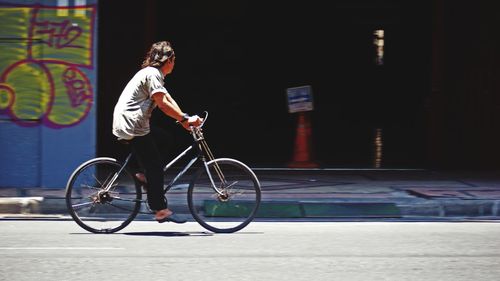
[112,41,203,223]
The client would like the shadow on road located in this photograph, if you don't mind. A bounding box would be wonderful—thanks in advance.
[121,231,213,237]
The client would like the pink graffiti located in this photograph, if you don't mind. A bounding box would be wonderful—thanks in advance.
[32,19,83,49]
[27,5,97,67]
[62,67,92,107]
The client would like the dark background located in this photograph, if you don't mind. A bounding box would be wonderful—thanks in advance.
[97,0,500,170]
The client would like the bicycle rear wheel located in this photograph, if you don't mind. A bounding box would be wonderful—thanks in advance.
[188,158,261,233]
[65,157,141,233]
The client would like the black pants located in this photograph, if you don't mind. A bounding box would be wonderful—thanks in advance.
[129,133,167,211]
[127,125,173,175]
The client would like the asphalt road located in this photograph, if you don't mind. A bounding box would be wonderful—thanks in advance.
[1,220,500,281]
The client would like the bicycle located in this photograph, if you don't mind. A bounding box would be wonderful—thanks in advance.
[65,111,261,234]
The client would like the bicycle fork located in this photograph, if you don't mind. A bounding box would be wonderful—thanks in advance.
[198,139,235,200]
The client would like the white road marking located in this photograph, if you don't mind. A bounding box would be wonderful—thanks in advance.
[0,247,124,250]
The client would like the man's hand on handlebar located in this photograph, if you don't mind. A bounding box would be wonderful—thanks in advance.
[181,115,203,130]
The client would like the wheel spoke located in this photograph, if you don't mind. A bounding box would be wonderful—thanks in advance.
[72,201,95,210]
[65,158,141,233]
[188,158,261,233]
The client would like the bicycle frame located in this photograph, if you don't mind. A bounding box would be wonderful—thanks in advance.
[104,123,226,198]
[163,127,227,197]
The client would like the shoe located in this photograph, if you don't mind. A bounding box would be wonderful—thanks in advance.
[156,213,187,224]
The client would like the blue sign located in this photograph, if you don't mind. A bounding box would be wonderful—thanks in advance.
[286,85,314,113]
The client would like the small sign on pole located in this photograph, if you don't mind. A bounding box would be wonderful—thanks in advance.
[286,85,318,168]
[286,85,313,113]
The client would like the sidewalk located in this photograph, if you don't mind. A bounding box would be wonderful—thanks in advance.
[1,169,500,220]
[252,169,500,220]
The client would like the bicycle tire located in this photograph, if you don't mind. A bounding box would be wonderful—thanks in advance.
[188,158,261,233]
[65,157,142,234]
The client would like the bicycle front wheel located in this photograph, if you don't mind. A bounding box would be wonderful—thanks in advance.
[188,158,261,233]
[65,157,142,233]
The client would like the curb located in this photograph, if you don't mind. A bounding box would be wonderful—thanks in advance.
[301,202,401,218]
[205,201,402,218]
[2,197,500,220]
[398,200,500,217]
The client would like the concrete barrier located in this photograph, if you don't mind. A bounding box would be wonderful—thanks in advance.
[0,197,43,214]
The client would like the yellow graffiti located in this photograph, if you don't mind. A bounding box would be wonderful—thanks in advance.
[0,4,95,128]
[1,61,50,120]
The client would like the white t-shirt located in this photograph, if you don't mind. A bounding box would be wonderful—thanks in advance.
[112,67,168,140]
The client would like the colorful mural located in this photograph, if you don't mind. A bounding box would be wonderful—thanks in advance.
[0,3,96,128]
[0,0,98,188]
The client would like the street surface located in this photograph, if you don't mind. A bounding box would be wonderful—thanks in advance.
[1,220,500,280]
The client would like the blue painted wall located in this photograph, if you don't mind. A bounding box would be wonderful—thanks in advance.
[0,0,98,188]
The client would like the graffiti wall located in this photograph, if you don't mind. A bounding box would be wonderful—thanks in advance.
[0,0,97,188]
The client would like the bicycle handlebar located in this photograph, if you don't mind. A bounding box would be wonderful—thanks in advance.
[175,111,208,129]
[197,111,208,128]
[174,111,208,140]
[188,111,207,141]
